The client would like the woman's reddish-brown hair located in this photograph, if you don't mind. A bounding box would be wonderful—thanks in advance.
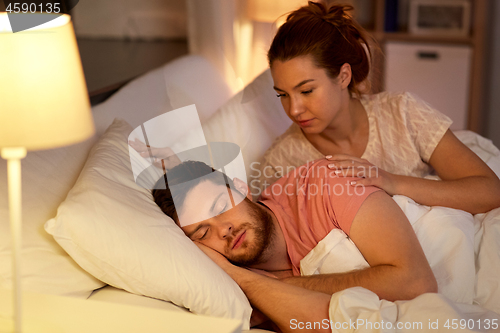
[267,1,374,95]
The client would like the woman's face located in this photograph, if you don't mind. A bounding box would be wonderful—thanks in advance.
[270,55,351,134]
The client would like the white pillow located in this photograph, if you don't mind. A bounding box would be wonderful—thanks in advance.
[92,55,234,137]
[0,136,104,298]
[45,118,252,328]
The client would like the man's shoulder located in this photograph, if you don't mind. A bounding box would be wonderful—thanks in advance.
[280,159,350,184]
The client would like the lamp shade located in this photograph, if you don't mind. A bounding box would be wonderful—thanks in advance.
[0,13,94,151]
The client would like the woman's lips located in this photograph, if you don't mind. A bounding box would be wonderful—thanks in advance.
[298,118,315,127]
[232,231,246,250]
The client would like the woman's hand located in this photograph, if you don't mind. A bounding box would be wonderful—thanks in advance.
[128,138,181,170]
[325,154,399,195]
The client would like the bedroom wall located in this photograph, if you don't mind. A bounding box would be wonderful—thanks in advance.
[485,1,500,147]
[71,0,187,40]
[66,0,189,93]
[186,0,241,92]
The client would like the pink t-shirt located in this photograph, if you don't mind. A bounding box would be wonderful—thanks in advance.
[259,159,381,276]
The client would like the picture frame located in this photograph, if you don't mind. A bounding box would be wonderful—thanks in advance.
[408,0,471,37]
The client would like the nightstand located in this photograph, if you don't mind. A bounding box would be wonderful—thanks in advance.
[0,287,242,333]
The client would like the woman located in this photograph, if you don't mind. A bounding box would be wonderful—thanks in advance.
[258,1,500,214]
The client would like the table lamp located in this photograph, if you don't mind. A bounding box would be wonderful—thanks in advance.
[0,12,94,332]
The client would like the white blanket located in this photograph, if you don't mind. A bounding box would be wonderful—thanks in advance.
[298,130,500,332]
[300,198,500,332]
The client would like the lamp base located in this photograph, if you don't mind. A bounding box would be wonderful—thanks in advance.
[1,148,27,333]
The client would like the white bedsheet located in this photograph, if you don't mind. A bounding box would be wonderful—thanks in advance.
[300,202,500,332]
[84,129,499,332]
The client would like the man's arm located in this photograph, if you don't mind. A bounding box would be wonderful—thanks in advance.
[196,243,331,333]
[280,191,438,301]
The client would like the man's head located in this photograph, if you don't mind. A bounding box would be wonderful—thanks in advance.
[152,161,275,266]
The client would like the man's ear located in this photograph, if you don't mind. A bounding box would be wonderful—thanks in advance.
[338,63,352,90]
[232,177,251,200]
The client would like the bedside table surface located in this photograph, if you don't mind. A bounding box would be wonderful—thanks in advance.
[0,287,242,333]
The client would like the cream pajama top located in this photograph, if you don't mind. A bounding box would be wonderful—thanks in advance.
[254,91,453,197]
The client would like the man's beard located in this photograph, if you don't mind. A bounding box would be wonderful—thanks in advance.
[226,200,274,267]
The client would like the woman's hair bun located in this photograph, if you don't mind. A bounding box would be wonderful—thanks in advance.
[321,3,354,27]
[269,1,375,96]
[286,1,353,28]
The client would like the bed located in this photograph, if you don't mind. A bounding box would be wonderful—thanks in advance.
[1,54,500,332]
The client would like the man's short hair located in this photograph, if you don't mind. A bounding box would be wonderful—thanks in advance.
[152,161,234,224]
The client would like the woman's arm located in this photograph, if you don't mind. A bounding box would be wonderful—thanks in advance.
[327,130,500,214]
[396,129,500,213]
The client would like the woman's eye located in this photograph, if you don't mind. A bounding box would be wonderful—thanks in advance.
[301,90,313,95]
[276,93,286,98]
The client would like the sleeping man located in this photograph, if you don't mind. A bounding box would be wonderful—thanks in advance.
[152,159,437,333]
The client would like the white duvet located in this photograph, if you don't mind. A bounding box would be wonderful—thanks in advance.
[299,131,500,332]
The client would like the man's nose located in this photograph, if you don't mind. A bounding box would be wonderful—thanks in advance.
[219,223,233,239]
